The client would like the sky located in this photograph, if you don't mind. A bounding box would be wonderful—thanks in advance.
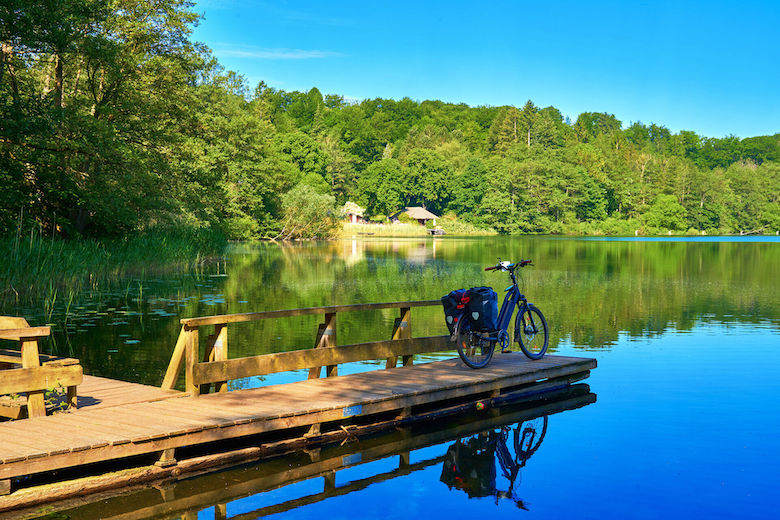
[191,0,779,139]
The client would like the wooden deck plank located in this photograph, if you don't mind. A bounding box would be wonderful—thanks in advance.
[74,375,182,411]
[109,406,215,439]
[152,399,259,424]
[49,416,134,446]
[3,420,110,453]
[67,414,163,443]
[0,440,43,463]
[0,355,595,482]
[121,402,231,430]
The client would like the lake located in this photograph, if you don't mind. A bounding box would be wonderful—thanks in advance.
[8,236,780,519]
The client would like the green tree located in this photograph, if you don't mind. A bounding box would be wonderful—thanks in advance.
[518,100,538,147]
[274,184,339,240]
[494,107,520,154]
[449,157,487,216]
[357,158,405,216]
[405,149,452,213]
[644,194,687,231]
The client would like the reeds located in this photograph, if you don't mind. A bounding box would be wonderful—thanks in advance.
[1,227,226,308]
[341,222,430,237]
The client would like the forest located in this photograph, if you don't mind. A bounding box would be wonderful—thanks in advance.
[2,0,779,240]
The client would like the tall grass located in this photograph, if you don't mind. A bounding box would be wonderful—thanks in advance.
[1,227,226,307]
[341,222,430,237]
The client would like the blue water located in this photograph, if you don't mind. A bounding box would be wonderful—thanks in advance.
[174,323,777,520]
[30,237,780,519]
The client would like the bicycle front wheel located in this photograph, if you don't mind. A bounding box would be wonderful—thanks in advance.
[455,320,495,369]
[514,416,548,462]
[515,305,548,360]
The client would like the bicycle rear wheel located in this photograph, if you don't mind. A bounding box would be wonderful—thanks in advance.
[455,320,496,369]
[515,305,548,359]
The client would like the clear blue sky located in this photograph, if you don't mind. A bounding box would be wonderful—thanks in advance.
[192,0,779,139]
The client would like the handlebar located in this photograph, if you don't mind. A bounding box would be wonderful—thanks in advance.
[485,259,533,272]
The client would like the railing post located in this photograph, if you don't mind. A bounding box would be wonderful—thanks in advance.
[386,307,411,369]
[184,326,199,396]
[161,326,188,390]
[21,337,46,417]
[214,324,228,392]
[201,324,228,394]
[200,323,227,394]
[308,312,337,379]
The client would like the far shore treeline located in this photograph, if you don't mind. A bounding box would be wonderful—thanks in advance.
[2,0,779,242]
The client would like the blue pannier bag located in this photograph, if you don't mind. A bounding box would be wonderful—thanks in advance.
[441,288,469,335]
[466,286,499,332]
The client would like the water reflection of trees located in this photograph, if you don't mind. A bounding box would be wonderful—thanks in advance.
[223,238,780,352]
[50,385,595,520]
[14,237,778,383]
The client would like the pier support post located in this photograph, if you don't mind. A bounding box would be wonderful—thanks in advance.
[0,478,10,495]
[307,313,336,437]
[154,482,176,502]
[399,451,410,468]
[323,471,336,492]
[305,423,321,437]
[155,448,177,468]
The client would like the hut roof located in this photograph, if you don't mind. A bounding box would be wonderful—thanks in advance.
[341,201,365,217]
[392,207,439,220]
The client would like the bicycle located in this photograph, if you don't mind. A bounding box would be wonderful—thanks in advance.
[440,416,549,508]
[455,259,549,369]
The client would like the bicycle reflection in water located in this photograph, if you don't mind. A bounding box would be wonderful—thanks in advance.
[440,416,548,509]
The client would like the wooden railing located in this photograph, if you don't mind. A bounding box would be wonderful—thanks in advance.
[161,300,448,395]
[0,316,82,418]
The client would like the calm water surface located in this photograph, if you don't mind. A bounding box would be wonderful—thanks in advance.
[11,236,780,519]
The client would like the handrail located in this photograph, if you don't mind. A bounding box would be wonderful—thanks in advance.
[0,327,51,341]
[193,336,450,385]
[163,299,448,396]
[180,300,440,328]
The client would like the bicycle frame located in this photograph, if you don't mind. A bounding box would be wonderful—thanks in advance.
[481,268,529,341]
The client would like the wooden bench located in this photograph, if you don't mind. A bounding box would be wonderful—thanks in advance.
[0,317,83,419]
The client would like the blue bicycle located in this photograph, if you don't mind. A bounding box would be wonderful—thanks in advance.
[456,260,549,369]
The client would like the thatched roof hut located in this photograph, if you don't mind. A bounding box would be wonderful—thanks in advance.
[390,207,439,226]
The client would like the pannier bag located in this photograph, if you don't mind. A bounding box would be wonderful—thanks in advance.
[466,286,499,332]
[441,288,468,335]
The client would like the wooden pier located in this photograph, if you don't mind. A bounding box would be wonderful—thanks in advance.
[7,386,596,520]
[0,301,597,513]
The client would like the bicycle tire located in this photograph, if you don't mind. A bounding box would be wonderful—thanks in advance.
[455,319,496,369]
[513,416,548,463]
[515,305,548,360]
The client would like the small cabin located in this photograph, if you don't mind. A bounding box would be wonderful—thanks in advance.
[390,207,439,226]
[341,202,366,224]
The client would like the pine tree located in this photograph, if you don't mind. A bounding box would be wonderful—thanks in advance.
[519,100,538,147]
[495,107,521,155]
